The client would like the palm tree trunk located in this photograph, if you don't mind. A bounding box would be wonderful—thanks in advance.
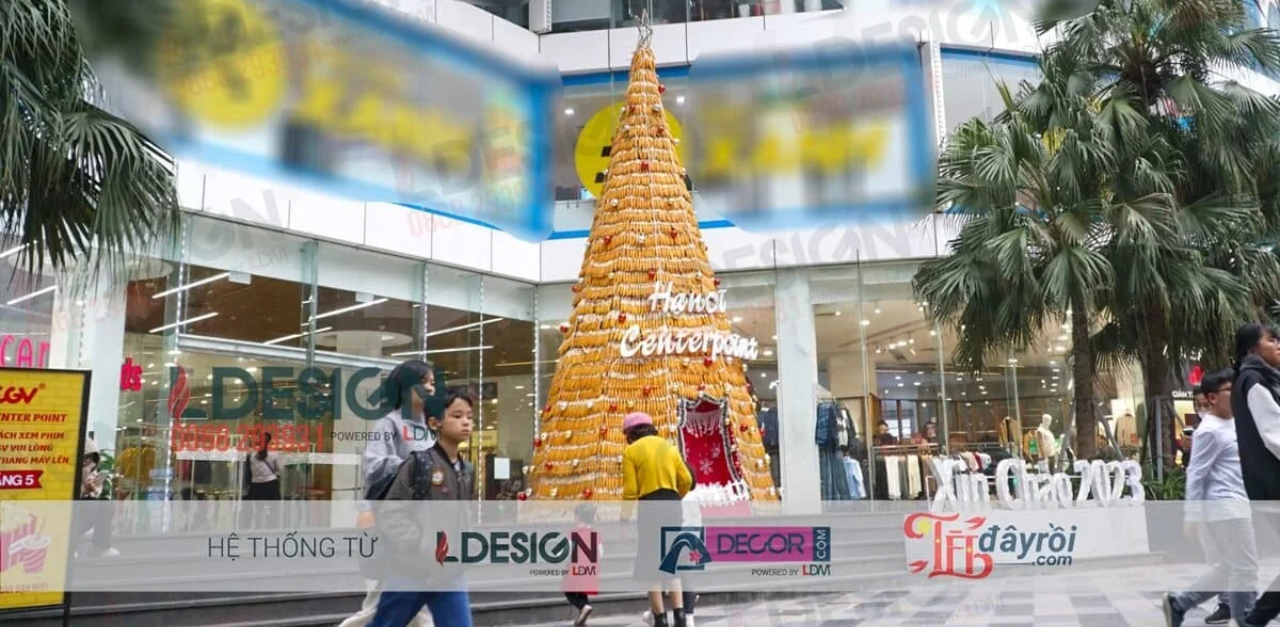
[1139,345,1177,473]
[1071,304,1097,460]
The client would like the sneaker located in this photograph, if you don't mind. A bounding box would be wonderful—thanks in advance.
[1162,594,1185,627]
[1204,604,1230,625]
[87,547,120,558]
[641,610,655,626]
[686,616,696,627]
[574,604,593,626]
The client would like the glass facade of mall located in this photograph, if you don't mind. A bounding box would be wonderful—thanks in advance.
[0,45,1189,537]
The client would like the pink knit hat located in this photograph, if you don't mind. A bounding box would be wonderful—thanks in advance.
[622,412,653,433]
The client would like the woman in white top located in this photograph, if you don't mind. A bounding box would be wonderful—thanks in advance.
[245,431,283,528]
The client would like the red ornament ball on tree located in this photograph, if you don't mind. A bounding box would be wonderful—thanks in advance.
[648,270,657,279]
[609,403,618,412]
[618,313,627,323]
[603,235,612,246]
[640,161,650,171]
[544,462,553,471]
[739,424,750,433]
[517,492,528,501]
[534,437,542,448]
[669,227,678,238]
[659,84,667,94]
[642,386,652,396]
[558,322,570,333]
[703,357,714,367]
[582,488,593,499]
[713,278,722,287]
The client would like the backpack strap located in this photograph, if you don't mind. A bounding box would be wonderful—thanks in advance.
[410,450,435,501]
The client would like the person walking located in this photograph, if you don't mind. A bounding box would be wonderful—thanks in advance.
[1162,368,1257,627]
[341,359,438,627]
[1229,323,1280,627]
[369,391,475,627]
[563,503,599,626]
[244,431,283,528]
[75,436,119,558]
[622,412,693,627]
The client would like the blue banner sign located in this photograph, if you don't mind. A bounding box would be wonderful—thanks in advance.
[73,0,560,240]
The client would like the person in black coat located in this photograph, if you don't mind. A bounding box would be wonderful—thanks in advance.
[1229,323,1280,627]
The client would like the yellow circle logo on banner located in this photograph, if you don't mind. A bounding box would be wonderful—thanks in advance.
[574,101,685,198]
[159,0,286,128]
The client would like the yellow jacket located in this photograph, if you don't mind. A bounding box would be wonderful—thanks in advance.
[623,435,693,503]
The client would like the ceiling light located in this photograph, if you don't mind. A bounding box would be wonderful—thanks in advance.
[897,383,904,387]
[514,385,525,390]
[150,312,219,334]
[0,241,35,260]
[874,307,881,315]
[895,375,901,380]
[246,367,257,373]
[929,329,936,336]
[732,316,743,322]
[152,272,231,299]
[539,324,551,330]
[400,345,495,356]
[1008,358,1017,364]
[908,338,915,344]
[676,95,685,104]
[772,335,777,340]
[307,298,388,323]
[861,320,870,326]
[913,382,920,386]
[424,317,504,337]
[564,108,575,115]
[264,326,333,346]
[835,310,842,316]
[762,350,773,357]
[7,284,58,306]
[917,371,924,375]
[884,389,890,395]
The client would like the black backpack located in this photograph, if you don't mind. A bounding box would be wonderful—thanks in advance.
[364,451,436,501]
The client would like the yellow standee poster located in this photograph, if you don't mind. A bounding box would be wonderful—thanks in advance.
[0,368,91,612]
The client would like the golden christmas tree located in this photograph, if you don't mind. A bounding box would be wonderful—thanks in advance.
[525,20,777,504]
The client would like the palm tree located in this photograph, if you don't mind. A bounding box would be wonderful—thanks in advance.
[914,51,1126,460]
[1,0,179,286]
[1038,0,1280,468]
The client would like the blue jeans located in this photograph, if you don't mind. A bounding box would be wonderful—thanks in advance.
[369,584,472,627]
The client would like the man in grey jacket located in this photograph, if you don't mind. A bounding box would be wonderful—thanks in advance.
[341,360,439,627]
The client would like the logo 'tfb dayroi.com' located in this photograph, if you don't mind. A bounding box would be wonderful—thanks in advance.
[658,526,831,576]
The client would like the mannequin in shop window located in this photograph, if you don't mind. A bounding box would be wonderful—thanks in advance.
[1036,414,1061,472]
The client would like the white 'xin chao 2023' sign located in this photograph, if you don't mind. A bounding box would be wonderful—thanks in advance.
[619,282,760,361]
[929,458,1145,512]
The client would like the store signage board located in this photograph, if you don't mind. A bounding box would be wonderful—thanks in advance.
[70,0,561,241]
[684,40,934,232]
[0,335,49,370]
[618,282,760,360]
[0,368,92,612]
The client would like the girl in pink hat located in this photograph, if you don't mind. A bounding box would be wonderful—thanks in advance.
[621,412,693,627]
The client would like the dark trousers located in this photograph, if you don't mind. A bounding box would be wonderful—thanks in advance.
[565,592,589,610]
[243,479,281,528]
[370,588,472,627]
[74,499,113,550]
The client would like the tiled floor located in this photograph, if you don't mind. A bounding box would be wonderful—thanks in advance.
[518,571,1229,626]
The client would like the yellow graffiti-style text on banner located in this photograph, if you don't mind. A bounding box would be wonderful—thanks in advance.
[159,0,483,175]
[160,0,287,128]
[575,101,686,198]
[698,122,891,180]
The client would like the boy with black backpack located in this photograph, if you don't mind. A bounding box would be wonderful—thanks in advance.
[369,391,475,627]
[340,360,438,627]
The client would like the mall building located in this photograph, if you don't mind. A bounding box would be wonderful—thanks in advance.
[8,0,1274,529]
